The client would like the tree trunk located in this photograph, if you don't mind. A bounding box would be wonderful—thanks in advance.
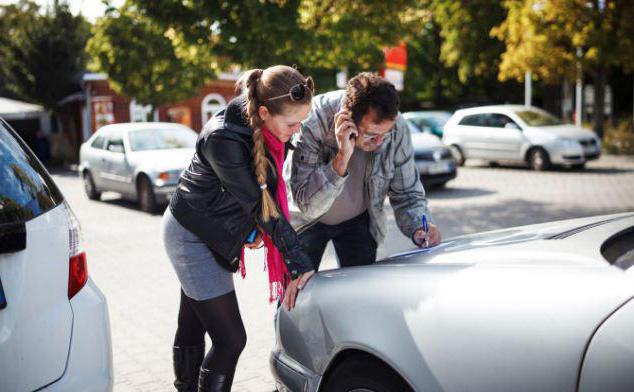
[592,67,606,139]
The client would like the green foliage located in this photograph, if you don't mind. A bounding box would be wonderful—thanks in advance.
[430,0,507,83]
[87,3,210,109]
[0,0,90,112]
[604,118,634,155]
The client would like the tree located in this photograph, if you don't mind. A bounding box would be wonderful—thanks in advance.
[0,0,90,114]
[493,0,634,137]
[430,0,507,83]
[87,3,211,115]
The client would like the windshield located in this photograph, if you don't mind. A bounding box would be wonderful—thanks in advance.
[515,109,563,127]
[128,127,197,151]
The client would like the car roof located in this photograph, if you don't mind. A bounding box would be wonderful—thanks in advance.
[453,105,531,116]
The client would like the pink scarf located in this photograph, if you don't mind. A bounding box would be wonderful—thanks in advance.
[239,127,291,302]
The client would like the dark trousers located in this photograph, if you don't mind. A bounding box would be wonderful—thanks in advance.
[299,210,377,270]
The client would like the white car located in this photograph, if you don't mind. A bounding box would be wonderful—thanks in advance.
[443,105,601,170]
[0,118,113,391]
[79,122,197,212]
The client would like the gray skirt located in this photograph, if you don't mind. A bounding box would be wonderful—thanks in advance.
[161,208,234,301]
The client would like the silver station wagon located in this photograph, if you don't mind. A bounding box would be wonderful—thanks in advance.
[442,105,601,170]
[271,213,634,392]
[79,122,197,212]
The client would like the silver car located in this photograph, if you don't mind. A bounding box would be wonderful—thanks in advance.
[79,122,197,212]
[404,118,457,188]
[271,213,634,392]
[442,105,601,170]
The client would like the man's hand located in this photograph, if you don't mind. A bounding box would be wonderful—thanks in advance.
[332,110,357,177]
[413,223,441,248]
[283,270,315,311]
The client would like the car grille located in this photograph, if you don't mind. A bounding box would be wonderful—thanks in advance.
[579,139,597,147]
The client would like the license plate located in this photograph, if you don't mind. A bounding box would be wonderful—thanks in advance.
[428,162,451,175]
[0,276,6,310]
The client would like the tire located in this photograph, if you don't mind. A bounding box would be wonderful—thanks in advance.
[528,148,551,171]
[449,144,465,166]
[83,171,101,200]
[322,358,413,392]
[137,175,158,213]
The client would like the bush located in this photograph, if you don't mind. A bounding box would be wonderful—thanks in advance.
[604,117,634,155]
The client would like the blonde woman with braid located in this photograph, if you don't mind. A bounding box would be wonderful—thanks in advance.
[161,65,315,392]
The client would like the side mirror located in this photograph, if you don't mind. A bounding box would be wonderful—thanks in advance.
[504,122,521,131]
[108,144,125,153]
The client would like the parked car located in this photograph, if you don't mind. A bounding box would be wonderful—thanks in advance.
[271,212,634,392]
[79,122,197,212]
[442,105,601,170]
[0,118,113,391]
[405,118,457,188]
[403,110,453,138]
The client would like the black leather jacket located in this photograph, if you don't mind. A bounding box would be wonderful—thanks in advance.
[169,96,313,279]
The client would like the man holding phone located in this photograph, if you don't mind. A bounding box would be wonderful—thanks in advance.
[289,72,441,270]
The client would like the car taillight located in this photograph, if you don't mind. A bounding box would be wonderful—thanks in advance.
[69,252,88,299]
[64,201,88,299]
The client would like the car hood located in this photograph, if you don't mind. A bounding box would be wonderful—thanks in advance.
[128,148,194,172]
[383,212,634,267]
[411,132,444,151]
[527,124,597,140]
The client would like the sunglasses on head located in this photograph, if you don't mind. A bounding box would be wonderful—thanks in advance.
[265,83,311,103]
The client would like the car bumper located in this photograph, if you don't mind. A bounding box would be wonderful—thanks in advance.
[270,350,320,392]
[153,184,178,202]
[42,279,113,392]
[416,160,457,186]
[548,145,601,165]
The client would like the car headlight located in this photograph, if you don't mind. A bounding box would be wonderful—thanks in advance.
[556,138,580,149]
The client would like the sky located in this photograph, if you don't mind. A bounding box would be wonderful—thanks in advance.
[0,0,124,21]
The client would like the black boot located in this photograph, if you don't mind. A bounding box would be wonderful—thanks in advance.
[198,368,231,392]
[173,345,205,392]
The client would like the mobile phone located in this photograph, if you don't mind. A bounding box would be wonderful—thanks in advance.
[246,229,257,243]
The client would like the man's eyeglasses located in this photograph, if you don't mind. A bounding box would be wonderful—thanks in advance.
[265,83,311,103]
[361,130,395,142]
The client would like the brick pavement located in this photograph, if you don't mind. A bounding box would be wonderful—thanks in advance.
[51,154,634,391]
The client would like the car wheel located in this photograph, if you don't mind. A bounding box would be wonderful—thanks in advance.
[323,358,413,392]
[528,148,551,171]
[137,175,157,213]
[449,145,465,166]
[82,171,101,200]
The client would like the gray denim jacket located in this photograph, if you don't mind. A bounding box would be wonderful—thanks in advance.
[288,90,433,245]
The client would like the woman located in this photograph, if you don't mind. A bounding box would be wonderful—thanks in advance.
[161,65,315,392]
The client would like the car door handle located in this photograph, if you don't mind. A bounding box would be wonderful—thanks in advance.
[0,222,26,254]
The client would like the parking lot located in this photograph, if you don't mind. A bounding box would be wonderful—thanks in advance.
[50,154,634,391]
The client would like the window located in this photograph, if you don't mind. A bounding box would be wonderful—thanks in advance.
[129,127,197,151]
[106,136,125,153]
[0,120,63,224]
[515,109,563,127]
[459,114,488,127]
[487,114,518,129]
[91,135,106,149]
[129,99,157,122]
[201,93,227,126]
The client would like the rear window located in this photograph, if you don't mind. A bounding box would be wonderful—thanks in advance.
[0,120,64,224]
[459,114,488,127]
[601,227,634,271]
[91,135,106,149]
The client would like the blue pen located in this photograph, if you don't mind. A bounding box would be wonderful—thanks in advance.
[421,215,429,248]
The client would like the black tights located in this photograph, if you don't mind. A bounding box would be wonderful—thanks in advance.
[174,289,247,380]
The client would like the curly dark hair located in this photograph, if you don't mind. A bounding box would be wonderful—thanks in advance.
[343,72,400,125]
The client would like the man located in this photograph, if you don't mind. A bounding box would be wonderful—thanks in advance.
[289,72,441,270]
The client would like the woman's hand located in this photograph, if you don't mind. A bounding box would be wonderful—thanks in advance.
[244,231,263,249]
[283,270,315,311]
